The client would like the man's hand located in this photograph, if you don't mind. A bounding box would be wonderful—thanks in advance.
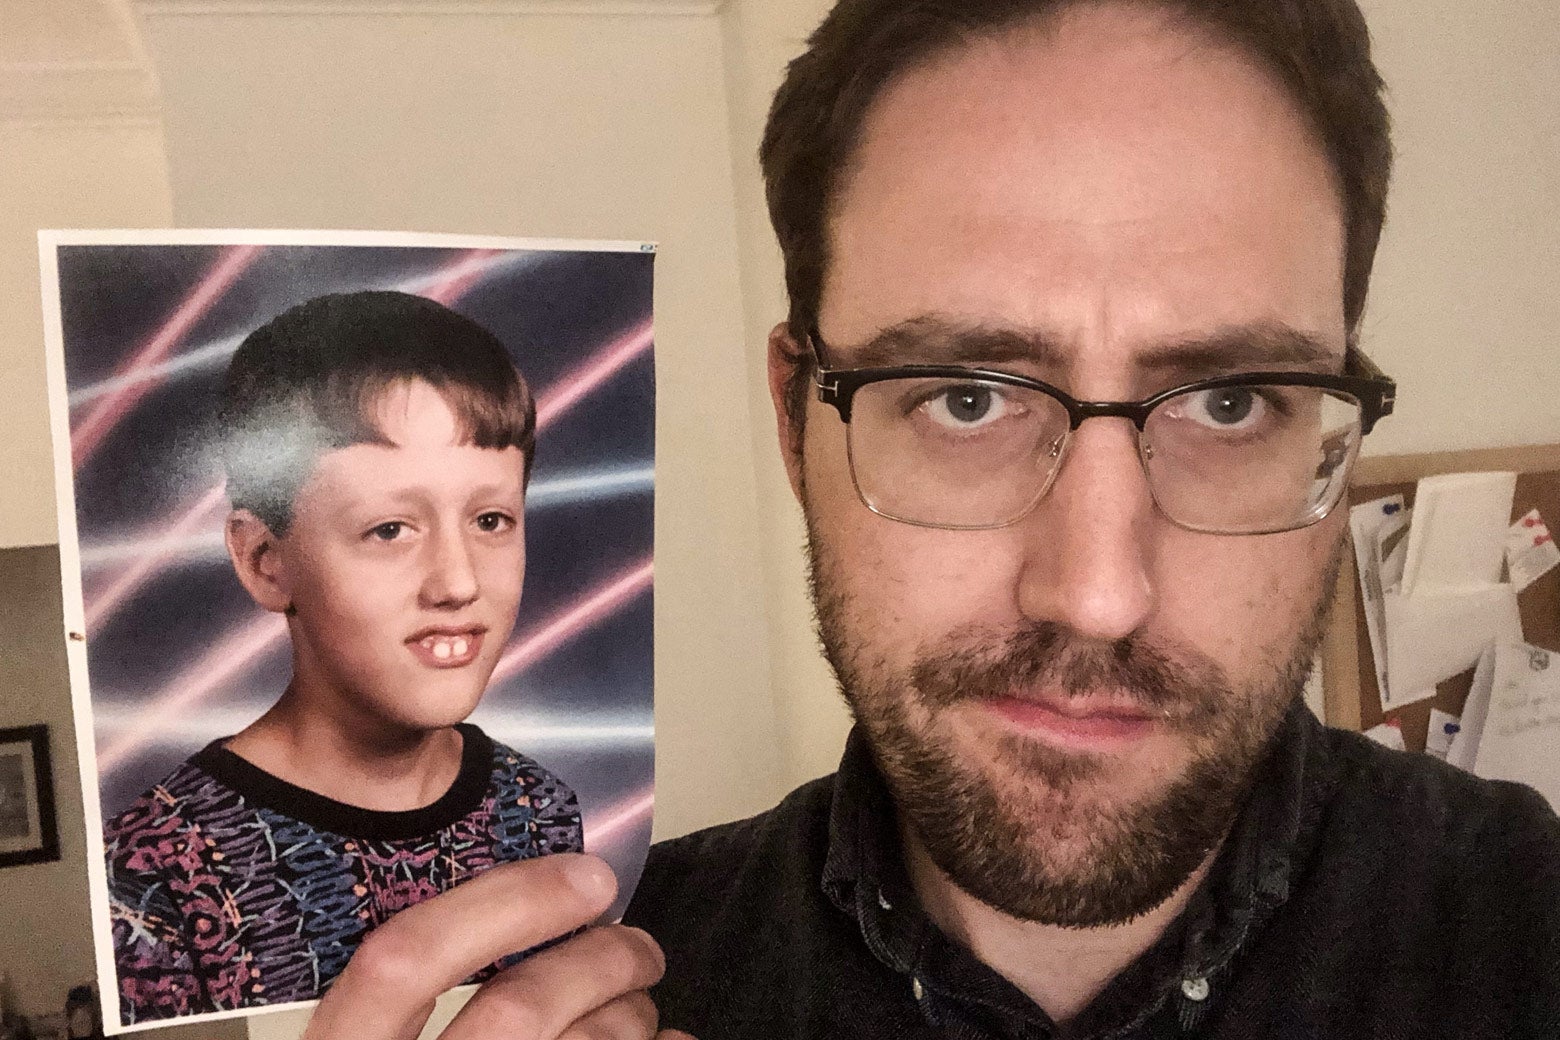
[304,853,694,1040]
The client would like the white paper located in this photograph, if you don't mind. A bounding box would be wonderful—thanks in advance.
[1400,471,1516,597]
[1375,511,1412,593]
[1472,642,1560,812]
[1363,720,1407,752]
[1425,708,1461,760]
[1350,496,1406,700]
[1383,583,1523,697]
[1507,508,1560,593]
[1373,511,1437,708]
[1447,646,1497,772]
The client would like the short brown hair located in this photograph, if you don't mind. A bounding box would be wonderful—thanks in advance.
[762,0,1393,427]
[219,290,537,534]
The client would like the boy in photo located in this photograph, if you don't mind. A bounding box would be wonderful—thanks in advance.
[102,291,583,1024]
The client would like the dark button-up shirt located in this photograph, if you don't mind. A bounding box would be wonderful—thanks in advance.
[624,702,1560,1038]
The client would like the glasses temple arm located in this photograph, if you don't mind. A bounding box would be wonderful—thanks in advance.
[1346,345,1397,432]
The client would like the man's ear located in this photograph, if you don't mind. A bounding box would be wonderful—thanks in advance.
[767,322,809,502]
[224,509,293,614]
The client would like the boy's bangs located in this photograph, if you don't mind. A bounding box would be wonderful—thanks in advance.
[328,372,537,463]
[219,291,539,532]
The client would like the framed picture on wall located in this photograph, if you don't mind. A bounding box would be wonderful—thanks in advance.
[0,724,61,868]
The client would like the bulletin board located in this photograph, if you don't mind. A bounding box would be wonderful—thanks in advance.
[1320,443,1560,749]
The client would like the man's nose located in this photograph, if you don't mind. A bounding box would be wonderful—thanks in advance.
[1012,417,1157,642]
[420,528,481,609]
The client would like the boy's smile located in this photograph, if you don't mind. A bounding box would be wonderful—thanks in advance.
[407,624,488,667]
[240,379,528,740]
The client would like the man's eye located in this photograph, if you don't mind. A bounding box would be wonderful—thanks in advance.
[1180,387,1267,430]
[475,511,514,533]
[367,521,405,542]
[921,384,1013,430]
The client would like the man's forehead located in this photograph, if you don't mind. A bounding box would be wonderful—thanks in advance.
[882,16,1303,157]
[821,3,1347,375]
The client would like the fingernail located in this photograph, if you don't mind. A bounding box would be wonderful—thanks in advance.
[567,855,615,902]
[634,928,667,974]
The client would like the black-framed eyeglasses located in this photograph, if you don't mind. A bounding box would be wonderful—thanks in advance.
[809,328,1396,535]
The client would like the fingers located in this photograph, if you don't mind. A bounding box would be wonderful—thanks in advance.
[549,994,701,1040]
[437,925,665,1040]
[554,991,658,1040]
[305,854,618,1040]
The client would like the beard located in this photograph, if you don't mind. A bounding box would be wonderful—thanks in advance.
[805,513,1341,929]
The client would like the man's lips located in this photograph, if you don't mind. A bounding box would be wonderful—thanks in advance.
[980,691,1166,748]
[994,691,1163,721]
[405,625,488,668]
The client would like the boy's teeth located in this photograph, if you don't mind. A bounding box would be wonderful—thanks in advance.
[420,634,474,661]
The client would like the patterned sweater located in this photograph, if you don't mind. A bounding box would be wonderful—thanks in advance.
[104,724,582,1025]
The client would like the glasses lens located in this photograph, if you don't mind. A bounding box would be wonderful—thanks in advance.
[1141,383,1362,534]
[845,376,1072,528]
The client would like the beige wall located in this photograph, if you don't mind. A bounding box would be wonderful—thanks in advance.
[1358,0,1560,456]
[0,0,173,1021]
[0,0,173,551]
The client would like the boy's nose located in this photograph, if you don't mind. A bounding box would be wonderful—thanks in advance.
[421,531,480,609]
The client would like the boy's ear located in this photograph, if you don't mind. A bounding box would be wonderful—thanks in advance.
[224,510,293,614]
[767,322,809,502]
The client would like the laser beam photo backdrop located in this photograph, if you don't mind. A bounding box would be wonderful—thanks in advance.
[39,230,655,1033]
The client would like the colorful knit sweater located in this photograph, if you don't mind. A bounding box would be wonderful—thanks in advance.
[104,724,582,1025]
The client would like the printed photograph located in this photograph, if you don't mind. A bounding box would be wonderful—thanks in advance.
[39,231,655,1032]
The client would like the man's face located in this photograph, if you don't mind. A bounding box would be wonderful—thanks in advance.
[793,5,1349,925]
[269,380,527,738]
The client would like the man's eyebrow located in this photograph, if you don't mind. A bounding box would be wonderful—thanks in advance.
[1134,324,1343,377]
[821,316,1067,369]
[820,317,1341,377]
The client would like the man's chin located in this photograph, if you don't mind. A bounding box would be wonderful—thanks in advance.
[868,707,1250,927]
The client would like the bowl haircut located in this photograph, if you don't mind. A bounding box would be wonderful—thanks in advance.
[218,291,537,536]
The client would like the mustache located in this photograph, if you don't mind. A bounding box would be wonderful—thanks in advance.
[908,621,1230,721]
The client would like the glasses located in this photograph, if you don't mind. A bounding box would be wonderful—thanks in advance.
[810,330,1396,535]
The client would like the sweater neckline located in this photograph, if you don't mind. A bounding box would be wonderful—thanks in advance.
[190,722,493,841]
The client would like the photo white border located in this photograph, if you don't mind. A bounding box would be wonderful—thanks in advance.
[38,228,657,1035]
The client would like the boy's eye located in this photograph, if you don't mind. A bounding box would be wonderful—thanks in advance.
[475,511,515,533]
[368,521,405,542]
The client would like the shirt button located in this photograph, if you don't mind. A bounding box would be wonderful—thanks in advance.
[911,977,926,1002]
[1181,976,1210,1002]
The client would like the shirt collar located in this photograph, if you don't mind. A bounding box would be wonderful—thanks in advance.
[821,696,1333,1036]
